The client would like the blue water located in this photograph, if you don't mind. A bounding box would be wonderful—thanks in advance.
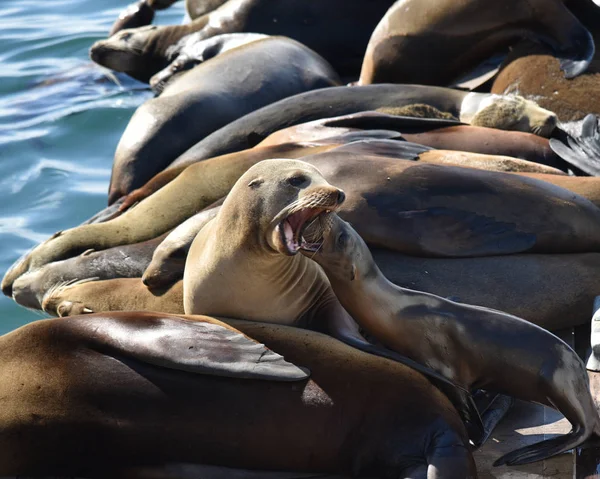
[0,0,186,334]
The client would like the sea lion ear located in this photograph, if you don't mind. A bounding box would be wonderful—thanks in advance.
[72,315,310,382]
[350,264,356,281]
[247,178,264,189]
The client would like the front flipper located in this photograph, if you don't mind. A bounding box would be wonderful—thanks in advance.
[327,311,485,446]
[73,313,309,381]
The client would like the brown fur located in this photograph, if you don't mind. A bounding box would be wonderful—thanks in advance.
[0,313,473,477]
[492,41,600,122]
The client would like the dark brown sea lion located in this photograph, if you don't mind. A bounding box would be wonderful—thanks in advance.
[9,146,600,297]
[11,233,166,311]
[90,0,398,81]
[359,0,595,86]
[169,85,558,170]
[109,36,340,203]
[0,313,475,477]
[301,213,600,466]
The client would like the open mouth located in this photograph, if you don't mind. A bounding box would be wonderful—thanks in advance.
[276,207,333,255]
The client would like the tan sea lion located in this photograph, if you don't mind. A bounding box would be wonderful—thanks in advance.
[359,0,595,86]
[300,213,600,466]
[170,85,558,170]
[9,147,600,297]
[90,0,398,81]
[0,313,474,477]
[109,36,340,203]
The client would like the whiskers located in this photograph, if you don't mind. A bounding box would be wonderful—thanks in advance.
[42,277,99,313]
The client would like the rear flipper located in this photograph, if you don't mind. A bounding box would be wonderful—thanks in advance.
[550,114,600,176]
[494,427,589,466]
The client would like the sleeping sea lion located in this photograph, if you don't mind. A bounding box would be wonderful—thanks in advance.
[11,233,166,311]
[300,213,600,466]
[109,36,340,203]
[0,313,474,477]
[257,111,569,172]
[359,0,595,86]
[169,85,557,170]
[90,0,397,81]
[9,147,600,297]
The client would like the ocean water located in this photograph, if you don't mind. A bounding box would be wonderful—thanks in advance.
[0,0,185,334]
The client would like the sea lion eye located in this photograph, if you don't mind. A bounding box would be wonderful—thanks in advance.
[337,232,347,248]
[287,175,308,187]
[120,32,132,41]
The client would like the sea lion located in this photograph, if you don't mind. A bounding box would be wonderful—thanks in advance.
[170,85,558,170]
[142,204,220,289]
[90,0,397,81]
[491,41,600,123]
[0,313,474,477]
[109,0,155,37]
[257,112,569,172]
[183,159,345,325]
[10,233,167,311]
[108,36,340,203]
[42,246,600,331]
[300,214,600,466]
[9,147,600,296]
[149,33,269,92]
[359,0,595,86]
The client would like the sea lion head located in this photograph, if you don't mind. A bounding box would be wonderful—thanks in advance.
[460,93,557,137]
[300,213,367,283]
[90,25,170,83]
[220,159,345,256]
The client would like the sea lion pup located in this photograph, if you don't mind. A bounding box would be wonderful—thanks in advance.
[10,146,600,298]
[10,233,168,311]
[108,36,340,203]
[149,33,269,92]
[109,0,155,37]
[169,85,558,170]
[359,0,595,87]
[301,213,600,466]
[257,111,569,172]
[90,0,397,81]
[142,204,221,289]
[0,313,475,477]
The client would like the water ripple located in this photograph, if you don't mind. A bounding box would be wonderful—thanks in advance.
[0,0,185,333]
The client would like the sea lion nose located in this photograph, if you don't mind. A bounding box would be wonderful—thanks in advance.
[336,189,345,205]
